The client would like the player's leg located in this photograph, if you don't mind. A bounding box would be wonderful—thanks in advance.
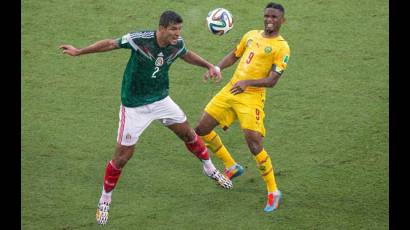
[154,96,232,189]
[96,144,134,225]
[196,89,244,179]
[243,129,281,212]
[99,144,134,204]
[195,112,243,180]
[167,119,232,189]
[97,104,153,225]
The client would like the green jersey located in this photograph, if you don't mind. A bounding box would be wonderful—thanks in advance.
[116,31,188,107]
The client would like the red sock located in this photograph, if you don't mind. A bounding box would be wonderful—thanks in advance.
[185,134,209,160]
[103,160,122,193]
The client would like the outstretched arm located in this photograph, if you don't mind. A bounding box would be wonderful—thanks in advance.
[181,50,221,82]
[59,39,119,56]
[216,49,239,70]
[203,49,239,81]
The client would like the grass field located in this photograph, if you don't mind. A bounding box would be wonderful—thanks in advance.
[22,0,389,229]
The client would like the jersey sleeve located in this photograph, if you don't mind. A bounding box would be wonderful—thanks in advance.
[272,43,290,77]
[116,33,132,49]
[234,31,251,58]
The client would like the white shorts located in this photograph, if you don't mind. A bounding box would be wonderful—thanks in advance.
[116,96,187,146]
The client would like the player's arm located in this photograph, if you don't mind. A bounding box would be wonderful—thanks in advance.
[216,49,240,70]
[59,39,120,56]
[230,71,280,95]
[231,43,290,94]
[181,50,222,82]
[202,49,239,82]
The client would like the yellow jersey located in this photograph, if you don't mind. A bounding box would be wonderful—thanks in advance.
[230,30,290,94]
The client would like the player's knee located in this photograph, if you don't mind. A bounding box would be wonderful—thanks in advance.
[244,130,263,155]
[176,127,195,143]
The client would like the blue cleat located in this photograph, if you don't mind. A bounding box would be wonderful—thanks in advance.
[264,190,282,212]
[224,164,244,180]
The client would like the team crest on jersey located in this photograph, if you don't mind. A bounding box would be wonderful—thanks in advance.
[155,52,164,67]
[246,39,253,47]
[264,46,272,54]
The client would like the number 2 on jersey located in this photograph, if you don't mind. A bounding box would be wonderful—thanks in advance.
[151,67,160,78]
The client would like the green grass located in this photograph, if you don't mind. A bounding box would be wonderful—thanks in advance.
[22,0,388,229]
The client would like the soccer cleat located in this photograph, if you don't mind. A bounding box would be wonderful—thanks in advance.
[96,201,110,225]
[204,168,233,189]
[264,190,282,212]
[224,164,244,180]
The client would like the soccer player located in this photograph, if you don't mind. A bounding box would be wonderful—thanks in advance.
[194,2,290,212]
[59,11,232,225]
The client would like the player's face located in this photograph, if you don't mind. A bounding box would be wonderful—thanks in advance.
[264,8,284,34]
[162,23,183,45]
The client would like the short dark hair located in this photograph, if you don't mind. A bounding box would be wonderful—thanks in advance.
[159,11,183,27]
[265,2,285,14]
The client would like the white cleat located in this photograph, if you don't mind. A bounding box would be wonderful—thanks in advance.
[96,202,110,225]
[204,168,233,189]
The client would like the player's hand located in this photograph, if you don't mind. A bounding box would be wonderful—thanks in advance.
[230,80,248,95]
[204,66,222,83]
[59,44,81,56]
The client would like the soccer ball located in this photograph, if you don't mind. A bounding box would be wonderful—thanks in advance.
[206,8,234,36]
